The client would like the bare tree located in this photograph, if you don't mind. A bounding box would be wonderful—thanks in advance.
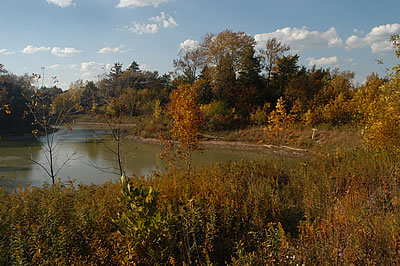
[173,45,205,84]
[24,71,78,184]
[259,38,290,87]
[88,89,133,177]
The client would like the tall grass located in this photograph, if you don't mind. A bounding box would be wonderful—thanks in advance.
[0,147,399,264]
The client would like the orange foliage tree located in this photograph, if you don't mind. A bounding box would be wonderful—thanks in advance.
[166,83,202,173]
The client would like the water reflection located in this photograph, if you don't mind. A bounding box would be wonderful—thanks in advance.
[0,127,284,190]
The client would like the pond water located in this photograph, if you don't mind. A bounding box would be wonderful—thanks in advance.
[0,127,294,190]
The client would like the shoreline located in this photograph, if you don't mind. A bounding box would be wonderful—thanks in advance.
[129,136,309,157]
[0,121,309,157]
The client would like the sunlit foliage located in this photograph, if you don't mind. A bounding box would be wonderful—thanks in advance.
[166,84,202,172]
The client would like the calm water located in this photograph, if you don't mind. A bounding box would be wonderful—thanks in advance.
[0,127,281,190]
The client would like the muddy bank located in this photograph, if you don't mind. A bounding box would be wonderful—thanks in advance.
[72,121,309,157]
[129,136,308,157]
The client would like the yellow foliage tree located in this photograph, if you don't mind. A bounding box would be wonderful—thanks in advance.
[352,73,387,124]
[166,83,202,173]
[363,75,400,152]
[321,92,354,125]
[361,36,400,152]
[264,97,295,144]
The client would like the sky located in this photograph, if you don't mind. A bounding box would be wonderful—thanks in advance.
[0,0,399,89]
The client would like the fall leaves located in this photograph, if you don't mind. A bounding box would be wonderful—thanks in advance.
[168,84,202,151]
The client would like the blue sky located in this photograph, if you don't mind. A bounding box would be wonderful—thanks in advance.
[0,0,399,89]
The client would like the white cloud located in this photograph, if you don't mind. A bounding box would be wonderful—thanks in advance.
[150,12,178,28]
[126,12,178,35]
[22,45,51,54]
[307,56,338,66]
[51,47,81,57]
[22,45,80,56]
[97,46,128,54]
[178,39,200,53]
[117,0,168,8]
[46,0,74,8]
[344,35,364,50]
[371,40,395,54]
[139,64,152,71]
[255,26,343,52]
[80,62,111,79]
[46,64,64,69]
[0,49,14,55]
[125,22,159,35]
[345,23,400,54]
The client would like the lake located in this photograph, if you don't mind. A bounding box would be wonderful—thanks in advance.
[0,127,286,190]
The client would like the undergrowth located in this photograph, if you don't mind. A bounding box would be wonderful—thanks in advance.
[0,147,399,264]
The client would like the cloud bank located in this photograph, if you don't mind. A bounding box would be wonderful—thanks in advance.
[345,23,400,54]
[255,26,343,52]
[22,45,51,54]
[21,45,80,57]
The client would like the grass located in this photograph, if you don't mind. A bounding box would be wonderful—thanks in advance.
[0,145,399,264]
[7,113,391,264]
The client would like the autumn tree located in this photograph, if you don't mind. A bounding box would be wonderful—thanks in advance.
[199,30,265,123]
[391,34,400,73]
[202,30,256,73]
[201,30,255,100]
[259,38,290,87]
[173,44,204,84]
[0,69,35,136]
[299,70,355,126]
[166,83,202,173]
[264,96,295,144]
[360,35,400,152]
[51,87,82,115]
[362,75,400,151]
[285,67,330,112]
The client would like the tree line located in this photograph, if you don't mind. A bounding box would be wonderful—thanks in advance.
[1,30,400,152]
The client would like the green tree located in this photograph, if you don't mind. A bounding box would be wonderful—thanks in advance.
[285,67,330,111]
[80,81,99,112]
[213,53,237,103]
[128,60,141,73]
[269,55,299,104]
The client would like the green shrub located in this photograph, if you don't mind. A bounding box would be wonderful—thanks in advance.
[114,176,173,265]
